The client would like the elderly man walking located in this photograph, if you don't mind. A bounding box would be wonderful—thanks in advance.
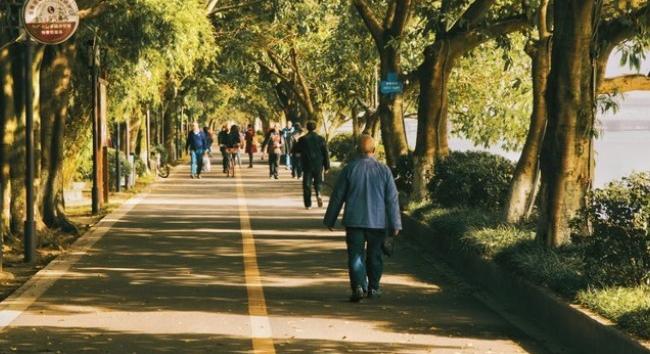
[186,122,209,179]
[324,135,401,302]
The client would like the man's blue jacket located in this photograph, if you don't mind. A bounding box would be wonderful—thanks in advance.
[186,130,208,151]
[324,156,402,231]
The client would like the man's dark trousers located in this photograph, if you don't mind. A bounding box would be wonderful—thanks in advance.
[220,147,228,172]
[346,228,385,292]
[303,168,323,207]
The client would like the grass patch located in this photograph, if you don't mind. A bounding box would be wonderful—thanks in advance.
[408,201,649,340]
[578,286,650,339]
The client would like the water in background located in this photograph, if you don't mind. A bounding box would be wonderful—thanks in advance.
[403,118,650,188]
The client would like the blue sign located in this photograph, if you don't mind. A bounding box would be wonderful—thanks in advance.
[380,81,403,94]
[381,72,403,94]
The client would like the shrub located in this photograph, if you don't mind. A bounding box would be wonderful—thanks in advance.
[328,134,385,163]
[108,148,133,182]
[394,154,417,194]
[329,134,357,163]
[152,145,169,165]
[428,151,515,209]
[579,173,650,287]
[134,158,147,177]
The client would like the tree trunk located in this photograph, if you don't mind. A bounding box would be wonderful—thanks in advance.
[0,46,14,241]
[352,106,360,139]
[9,45,27,235]
[505,40,551,223]
[412,41,453,201]
[163,104,176,161]
[537,0,597,247]
[40,45,77,232]
[378,50,409,168]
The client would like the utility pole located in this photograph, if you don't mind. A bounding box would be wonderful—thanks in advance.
[115,123,121,192]
[90,38,101,215]
[23,39,36,263]
[19,0,80,262]
[146,106,151,169]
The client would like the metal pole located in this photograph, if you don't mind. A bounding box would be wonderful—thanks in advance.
[91,41,100,215]
[146,106,151,169]
[24,40,36,263]
[115,123,121,192]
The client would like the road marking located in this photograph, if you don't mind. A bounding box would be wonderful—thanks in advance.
[235,173,276,354]
[0,192,148,331]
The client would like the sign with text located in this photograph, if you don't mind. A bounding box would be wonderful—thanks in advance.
[381,72,403,94]
[23,0,79,45]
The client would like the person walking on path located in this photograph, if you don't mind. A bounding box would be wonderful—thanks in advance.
[262,125,283,179]
[224,125,245,177]
[290,122,304,179]
[295,121,330,209]
[245,124,258,168]
[281,121,295,170]
[324,135,401,302]
[217,125,230,173]
[203,126,214,156]
[186,122,209,179]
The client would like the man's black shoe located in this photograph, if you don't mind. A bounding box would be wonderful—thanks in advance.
[349,286,365,303]
[317,196,324,208]
[367,289,382,299]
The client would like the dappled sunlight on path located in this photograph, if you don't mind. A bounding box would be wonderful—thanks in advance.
[0,158,547,353]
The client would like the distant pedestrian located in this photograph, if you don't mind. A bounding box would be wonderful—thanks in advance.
[217,125,230,173]
[294,121,329,209]
[281,121,295,170]
[262,125,282,179]
[236,128,245,166]
[324,135,401,302]
[203,126,214,155]
[224,125,244,177]
[245,124,258,168]
[290,123,304,179]
[186,122,209,179]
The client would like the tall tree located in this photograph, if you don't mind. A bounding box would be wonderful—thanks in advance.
[505,0,552,223]
[537,0,649,246]
[352,0,412,167]
[411,0,528,200]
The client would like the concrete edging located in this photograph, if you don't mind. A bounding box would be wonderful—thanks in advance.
[402,215,650,354]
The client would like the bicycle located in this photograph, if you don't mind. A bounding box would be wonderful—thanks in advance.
[226,147,238,178]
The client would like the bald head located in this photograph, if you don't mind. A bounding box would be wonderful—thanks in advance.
[358,135,376,155]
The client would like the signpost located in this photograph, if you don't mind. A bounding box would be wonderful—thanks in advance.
[21,0,79,263]
[380,72,403,95]
[22,0,79,45]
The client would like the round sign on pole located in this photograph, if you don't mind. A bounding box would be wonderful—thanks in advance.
[22,0,79,45]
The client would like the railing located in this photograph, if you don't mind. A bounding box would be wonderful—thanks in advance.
[0,1,23,48]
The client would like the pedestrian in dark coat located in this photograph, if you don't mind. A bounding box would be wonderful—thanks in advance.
[217,125,230,173]
[245,124,258,168]
[294,121,330,209]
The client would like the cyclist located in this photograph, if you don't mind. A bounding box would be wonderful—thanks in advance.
[225,125,244,177]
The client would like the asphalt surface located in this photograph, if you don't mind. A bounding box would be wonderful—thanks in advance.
[0,157,549,353]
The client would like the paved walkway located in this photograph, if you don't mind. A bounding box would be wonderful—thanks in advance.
[0,158,548,353]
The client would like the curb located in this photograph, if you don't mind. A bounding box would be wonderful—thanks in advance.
[0,187,151,331]
[402,215,650,354]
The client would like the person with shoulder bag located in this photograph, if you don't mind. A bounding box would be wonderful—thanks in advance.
[262,125,282,179]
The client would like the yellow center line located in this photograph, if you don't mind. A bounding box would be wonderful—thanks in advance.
[235,171,276,354]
